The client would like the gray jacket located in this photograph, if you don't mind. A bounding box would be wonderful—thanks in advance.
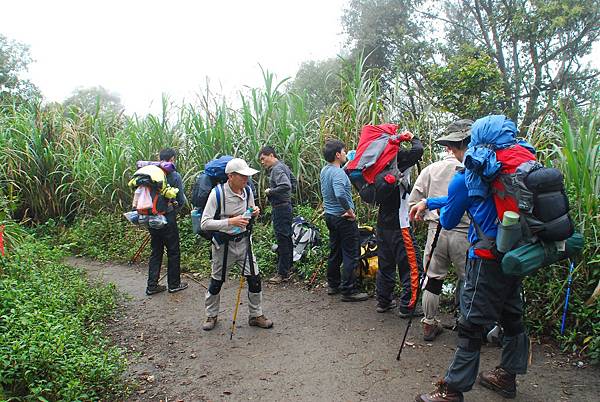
[267,161,294,206]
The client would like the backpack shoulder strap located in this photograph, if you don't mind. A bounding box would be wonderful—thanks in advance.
[244,185,251,209]
[215,184,226,219]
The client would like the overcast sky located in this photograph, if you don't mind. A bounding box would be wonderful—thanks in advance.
[3,0,349,115]
[4,1,599,116]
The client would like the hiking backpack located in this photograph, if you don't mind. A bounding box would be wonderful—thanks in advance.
[126,162,179,229]
[345,124,413,205]
[356,226,378,282]
[492,144,575,243]
[467,144,582,275]
[195,183,252,242]
[291,217,321,262]
[190,156,233,238]
[191,155,234,211]
[190,155,258,240]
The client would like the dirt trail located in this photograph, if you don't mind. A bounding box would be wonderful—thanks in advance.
[69,257,599,402]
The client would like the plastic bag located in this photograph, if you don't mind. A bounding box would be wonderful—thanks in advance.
[148,214,167,229]
[123,210,140,224]
[136,187,153,210]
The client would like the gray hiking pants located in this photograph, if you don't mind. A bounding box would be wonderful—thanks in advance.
[444,258,529,393]
[421,226,469,325]
[205,236,263,318]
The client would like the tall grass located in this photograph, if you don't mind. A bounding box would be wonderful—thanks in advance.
[1,69,328,221]
[0,103,77,220]
[522,102,600,362]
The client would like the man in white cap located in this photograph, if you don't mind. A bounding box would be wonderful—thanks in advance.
[200,157,273,331]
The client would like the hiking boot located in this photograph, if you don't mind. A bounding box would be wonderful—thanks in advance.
[248,315,273,329]
[423,322,443,341]
[168,282,188,293]
[327,286,341,295]
[399,304,424,318]
[415,380,464,402]
[267,274,290,284]
[376,299,397,313]
[341,292,369,302]
[146,284,167,295]
[202,316,218,331]
[478,367,516,399]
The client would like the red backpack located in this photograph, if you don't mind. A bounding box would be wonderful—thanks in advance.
[492,144,574,243]
[345,124,412,205]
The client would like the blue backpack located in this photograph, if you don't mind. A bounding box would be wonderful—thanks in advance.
[191,156,234,211]
[191,156,257,239]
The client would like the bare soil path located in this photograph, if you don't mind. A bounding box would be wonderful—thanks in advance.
[68,257,599,402]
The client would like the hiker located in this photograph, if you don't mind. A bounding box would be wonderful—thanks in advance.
[145,148,188,295]
[410,115,529,401]
[200,157,273,331]
[407,120,472,341]
[258,146,295,284]
[374,132,425,317]
[320,139,368,301]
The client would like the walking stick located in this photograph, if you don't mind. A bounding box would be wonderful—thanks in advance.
[230,220,253,340]
[129,233,151,265]
[560,259,575,335]
[308,257,326,287]
[230,274,245,340]
[397,223,442,361]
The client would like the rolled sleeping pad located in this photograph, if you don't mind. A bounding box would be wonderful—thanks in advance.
[501,232,583,277]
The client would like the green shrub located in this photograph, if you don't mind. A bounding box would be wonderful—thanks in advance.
[53,206,330,281]
[0,239,127,400]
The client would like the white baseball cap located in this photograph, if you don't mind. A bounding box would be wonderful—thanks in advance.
[225,158,259,176]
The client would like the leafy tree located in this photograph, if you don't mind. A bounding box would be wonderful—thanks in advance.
[442,0,600,130]
[427,45,507,118]
[342,0,431,74]
[342,0,436,116]
[63,86,124,116]
[0,34,39,102]
[342,0,600,130]
[288,58,343,116]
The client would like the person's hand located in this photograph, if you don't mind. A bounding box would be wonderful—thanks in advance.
[398,130,414,141]
[251,206,260,217]
[342,209,356,221]
[229,215,250,228]
[409,200,427,221]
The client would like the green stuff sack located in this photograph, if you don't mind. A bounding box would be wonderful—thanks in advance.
[501,232,584,277]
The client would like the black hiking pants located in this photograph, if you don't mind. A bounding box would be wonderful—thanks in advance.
[375,227,422,309]
[147,217,181,289]
[325,214,359,295]
[272,202,293,277]
[444,258,528,393]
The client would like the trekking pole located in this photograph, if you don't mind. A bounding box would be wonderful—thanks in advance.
[230,274,245,340]
[397,223,442,361]
[230,220,253,340]
[129,233,151,265]
[560,259,575,335]
[308,257,326,287]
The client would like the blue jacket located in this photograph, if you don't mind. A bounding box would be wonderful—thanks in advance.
[320,164,354,216]
[427,170,498,258]
[463,115,535,198]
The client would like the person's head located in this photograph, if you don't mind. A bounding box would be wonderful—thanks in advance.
[435,119,473,162]
[258,146,279,168]
[225,158,258,191]
[159,148,177,162]
[323,139,347,164]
